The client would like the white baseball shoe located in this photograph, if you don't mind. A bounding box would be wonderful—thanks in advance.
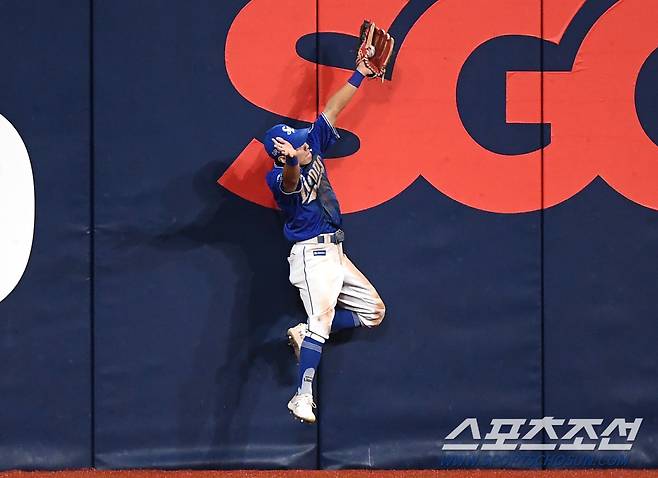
[287,392,317,424]
[287,322,307,362]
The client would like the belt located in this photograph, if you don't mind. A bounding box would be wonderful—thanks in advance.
[299,229,345,245]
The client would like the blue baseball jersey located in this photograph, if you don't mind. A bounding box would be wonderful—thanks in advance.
[266,113,342,242]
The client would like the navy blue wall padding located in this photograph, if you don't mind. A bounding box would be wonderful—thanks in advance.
[0,0,657,470]
[540,0,658,468]
[318,182,542,469]
[0,0,91,469]
[92,0,317,468]
[543,179,658,468]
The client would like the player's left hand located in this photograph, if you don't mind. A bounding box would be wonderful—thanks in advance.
[356,61,375,77]
[273,137,296,157]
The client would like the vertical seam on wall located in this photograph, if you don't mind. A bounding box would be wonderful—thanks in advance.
[315,0,320,120]
[315,3,322,468]
[540,0,546,469]
[315,0,321,469]
[89,0,96,468]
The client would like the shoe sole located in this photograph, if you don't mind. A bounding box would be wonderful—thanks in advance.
[288,407,316,424]
[287,329,301,362]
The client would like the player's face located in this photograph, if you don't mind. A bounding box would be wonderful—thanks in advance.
[297,143,313,166]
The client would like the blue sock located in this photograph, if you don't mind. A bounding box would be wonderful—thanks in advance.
[331,308,361,334]
[298,337,323,395]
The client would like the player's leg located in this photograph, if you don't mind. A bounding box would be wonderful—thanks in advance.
[287,243,344,423]
[287,243,344,358]
[287,246,359,358]
[336,247,386,328]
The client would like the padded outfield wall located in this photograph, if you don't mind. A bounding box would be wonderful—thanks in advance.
[0,0,657,470]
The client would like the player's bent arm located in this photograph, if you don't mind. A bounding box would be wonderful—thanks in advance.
[322,63,372,125]
[281,160,301,193]
[272,136,304,193]
[282,142,313,192]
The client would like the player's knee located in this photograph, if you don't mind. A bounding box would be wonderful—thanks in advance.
[305,329,327,343]
[375,298,386,324]
[308,308,334,341]
[368,297,386,326]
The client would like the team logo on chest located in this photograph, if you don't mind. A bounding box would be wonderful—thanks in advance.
[300,156,325,204]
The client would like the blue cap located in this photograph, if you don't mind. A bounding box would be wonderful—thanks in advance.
[263,124,310,160]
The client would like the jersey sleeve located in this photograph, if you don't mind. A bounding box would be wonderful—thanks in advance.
[306,113,340,156]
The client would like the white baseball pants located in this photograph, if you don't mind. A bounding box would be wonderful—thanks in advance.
[288,240,386,340]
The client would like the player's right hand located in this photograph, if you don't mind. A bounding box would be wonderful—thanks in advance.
[273,137,296,157]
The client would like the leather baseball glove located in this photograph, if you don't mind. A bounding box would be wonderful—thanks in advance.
[356,20,395,81]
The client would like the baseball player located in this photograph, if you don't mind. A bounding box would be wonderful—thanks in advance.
[262,22,394,423]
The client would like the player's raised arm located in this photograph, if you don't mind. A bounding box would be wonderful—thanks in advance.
[322,21,395,125]
[322,63,374,126]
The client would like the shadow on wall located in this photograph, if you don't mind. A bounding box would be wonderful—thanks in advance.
[149,160,306,466]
